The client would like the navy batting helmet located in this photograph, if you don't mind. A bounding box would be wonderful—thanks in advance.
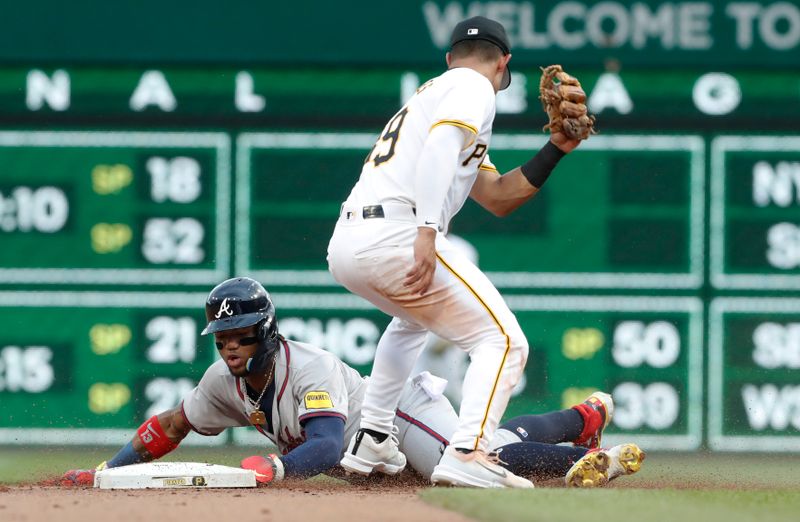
[201,277,279,373]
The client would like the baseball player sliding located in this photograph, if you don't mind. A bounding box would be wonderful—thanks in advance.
[327,16,594,488]
[63,277,644,488]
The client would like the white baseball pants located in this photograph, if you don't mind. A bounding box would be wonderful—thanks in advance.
[327,203,529,452]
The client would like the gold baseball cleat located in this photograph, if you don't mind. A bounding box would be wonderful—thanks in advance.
[608,443,646,478]
[565,450,610,488]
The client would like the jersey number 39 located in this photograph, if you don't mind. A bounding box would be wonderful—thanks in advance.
[366,107,409,166]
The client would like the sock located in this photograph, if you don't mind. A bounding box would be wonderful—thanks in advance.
[571,401,605,445]
[362,428,388,443]
[499,409,584,444]
[495,442,587,479]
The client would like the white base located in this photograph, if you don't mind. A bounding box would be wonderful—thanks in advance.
[94,462,257,489]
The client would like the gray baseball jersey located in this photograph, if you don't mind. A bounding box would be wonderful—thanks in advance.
[181,338,474,478]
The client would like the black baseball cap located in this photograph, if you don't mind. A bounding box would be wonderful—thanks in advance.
[449,16,512,90]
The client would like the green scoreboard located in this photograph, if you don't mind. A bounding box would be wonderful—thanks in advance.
[709,299,800,451]
[1,0,799,451]
[0,132,231,285]
[711,137,800,290]
[2,129,800,450]
[239,133,704,289]
[0,291,701,450]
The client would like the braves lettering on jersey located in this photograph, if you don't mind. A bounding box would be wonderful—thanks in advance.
[348,67,498,234]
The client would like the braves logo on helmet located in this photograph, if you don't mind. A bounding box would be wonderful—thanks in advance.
[215,298,234,319]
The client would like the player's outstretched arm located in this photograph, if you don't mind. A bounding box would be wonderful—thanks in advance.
[61,406,191,486]
[125,406,192,464]
[241,416,345,485]
[470,133,578,217]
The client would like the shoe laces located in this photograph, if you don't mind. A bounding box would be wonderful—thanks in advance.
[485,451,509,467]
[388,424,401,445]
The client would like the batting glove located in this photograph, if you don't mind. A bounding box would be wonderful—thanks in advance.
[241,454,285,484]
[62,461,107,487]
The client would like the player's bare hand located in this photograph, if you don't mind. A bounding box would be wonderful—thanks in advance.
[550,131,581,154]
[404,227,437,296]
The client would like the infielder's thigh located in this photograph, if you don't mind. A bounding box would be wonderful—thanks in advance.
[394,377,458,480]
[420,235,526,351]
[327,220,421,321]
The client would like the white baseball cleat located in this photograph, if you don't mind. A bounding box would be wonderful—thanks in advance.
[340,426,407,476]
[431,446,534,489]
[565,443,646,488]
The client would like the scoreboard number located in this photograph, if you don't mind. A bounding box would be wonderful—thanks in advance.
[612,321,681,368]
[613,381,680,430]
[144,377,196,419]
[0,186,69,233]
[0,345,55,393]
[145,316,197,363]
[147,156,202,203]
[142,218,205,264]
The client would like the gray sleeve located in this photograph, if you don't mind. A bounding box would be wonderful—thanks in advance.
[293,355,350,424]
[182,363,249,435]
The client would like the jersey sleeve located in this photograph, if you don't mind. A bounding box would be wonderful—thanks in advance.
[478,153,499,173]
[292,355,349,424]
[181,363,249,435]
[429,77,494,146]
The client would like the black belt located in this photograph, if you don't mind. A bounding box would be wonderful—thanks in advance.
[362,205,385,219]
[360,205,416,219]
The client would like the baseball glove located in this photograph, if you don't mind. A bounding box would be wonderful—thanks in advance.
[539,65,596,141]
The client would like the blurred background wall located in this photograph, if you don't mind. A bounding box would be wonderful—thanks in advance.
[0,0,798,452]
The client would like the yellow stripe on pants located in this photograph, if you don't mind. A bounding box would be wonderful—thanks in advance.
[435,252,511,451]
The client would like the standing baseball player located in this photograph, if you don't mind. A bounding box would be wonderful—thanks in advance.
[327,16,590,488]
[62,277,644,488]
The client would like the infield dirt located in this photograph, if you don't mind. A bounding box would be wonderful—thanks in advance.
[0,480,472,522]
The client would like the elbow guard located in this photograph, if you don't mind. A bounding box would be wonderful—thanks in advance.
[137,415,179,459]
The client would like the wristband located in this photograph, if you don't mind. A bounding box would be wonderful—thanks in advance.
[270,454,286,482]
[136,415,179,459]
[520,141,566,188]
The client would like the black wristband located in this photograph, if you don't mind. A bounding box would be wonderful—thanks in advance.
[520,141,566,188]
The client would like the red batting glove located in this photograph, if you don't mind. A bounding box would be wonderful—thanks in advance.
[61,461,106,487]
[241,454,285,485]
[61,469,97,487]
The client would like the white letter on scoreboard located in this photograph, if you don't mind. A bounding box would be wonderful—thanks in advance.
[26,69,71,111]
[726,2,761,49]
[752,161,800,207]
[588,73,633,114]
[235,71,266,112]
[130,70,177,112]
[692,73,741,115]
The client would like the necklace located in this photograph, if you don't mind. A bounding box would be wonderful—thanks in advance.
[245,356,276,426]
